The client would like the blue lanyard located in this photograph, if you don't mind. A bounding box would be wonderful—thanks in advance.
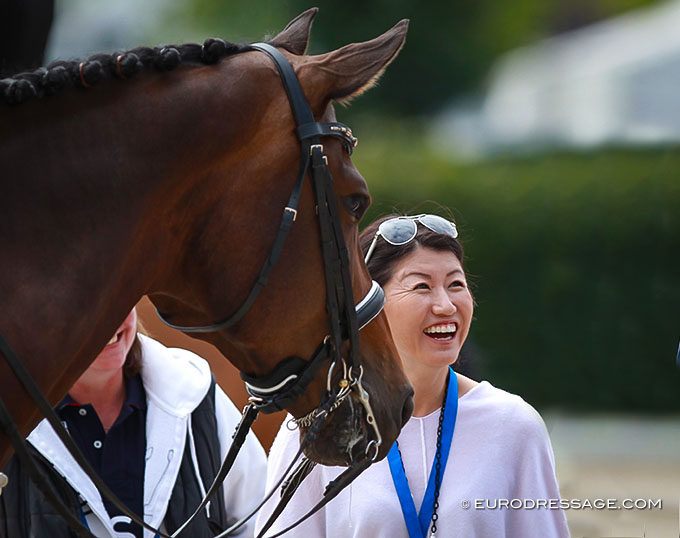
[387,367,458,538]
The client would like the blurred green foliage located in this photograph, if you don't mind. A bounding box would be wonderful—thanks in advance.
[167,0,678,410]
[179,0,661,115]
[351,124,680,412]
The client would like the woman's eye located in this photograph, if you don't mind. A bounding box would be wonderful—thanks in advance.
[342,194,369,220]
[414,283,429,290]
[449,280,465,288]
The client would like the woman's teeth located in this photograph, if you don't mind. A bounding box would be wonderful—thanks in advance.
[424,324,457,340]
[107,334,120,345]
[424,324,456,334]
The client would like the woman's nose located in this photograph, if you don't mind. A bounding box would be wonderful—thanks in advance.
[432,288,456,315]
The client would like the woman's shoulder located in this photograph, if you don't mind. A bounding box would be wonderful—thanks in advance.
[459,380,549,441]
[268,416,302,461]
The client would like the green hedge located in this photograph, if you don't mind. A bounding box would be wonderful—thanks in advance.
[353,128,680,412]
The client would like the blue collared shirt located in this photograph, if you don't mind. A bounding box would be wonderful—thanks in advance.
[57,373,147,538]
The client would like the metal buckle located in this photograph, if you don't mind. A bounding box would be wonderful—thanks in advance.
[284,207,298,221]
[309,144,328,164]
[0,472,7,496]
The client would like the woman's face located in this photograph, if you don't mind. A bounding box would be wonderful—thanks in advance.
[87,308,138,374]
[382,246,473,373]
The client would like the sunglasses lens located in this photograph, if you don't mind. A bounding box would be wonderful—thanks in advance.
[418,214,458,239]
[378,218,418,245]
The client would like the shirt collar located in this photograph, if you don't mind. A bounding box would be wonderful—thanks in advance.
[125,373,146,410]
[56,373,147,411]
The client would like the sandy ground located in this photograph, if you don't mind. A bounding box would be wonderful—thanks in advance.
[544,414,680,538]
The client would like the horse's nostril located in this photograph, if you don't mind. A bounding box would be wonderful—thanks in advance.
[401,390,414,428]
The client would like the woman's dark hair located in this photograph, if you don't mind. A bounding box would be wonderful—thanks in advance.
[123,315,147,379]
[359,214,465,287]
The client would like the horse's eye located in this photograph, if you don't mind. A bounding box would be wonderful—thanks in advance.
[342,194,369,220]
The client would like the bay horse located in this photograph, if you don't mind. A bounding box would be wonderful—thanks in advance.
[0,8,413,471]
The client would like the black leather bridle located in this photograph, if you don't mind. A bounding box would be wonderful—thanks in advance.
[0,42,386,537]
[156,40,385,449]
[162,42,389,536]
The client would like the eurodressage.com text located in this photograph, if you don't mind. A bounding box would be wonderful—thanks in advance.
[461,498,663,510]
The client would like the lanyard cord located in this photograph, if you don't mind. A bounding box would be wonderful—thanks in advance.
[388,368,457,538]
[429,370,449,536]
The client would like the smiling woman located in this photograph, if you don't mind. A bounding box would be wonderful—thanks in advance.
[255,213,571,538]
[381,246,474,417]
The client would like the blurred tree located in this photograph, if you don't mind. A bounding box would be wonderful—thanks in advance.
[183,0,661,116]
[354,138,680,412]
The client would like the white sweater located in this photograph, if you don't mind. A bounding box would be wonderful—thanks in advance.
[256,381,570,538]
[28,335,267,538]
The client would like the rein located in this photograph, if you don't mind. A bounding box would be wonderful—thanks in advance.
[0,42,385,537]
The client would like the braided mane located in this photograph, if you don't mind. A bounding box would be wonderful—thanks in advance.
[0,38,252,106]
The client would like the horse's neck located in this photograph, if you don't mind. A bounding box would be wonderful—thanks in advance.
[0,69,245,338]
[0,63,271,464]
[0,81,207,424]
[0,91,200,469]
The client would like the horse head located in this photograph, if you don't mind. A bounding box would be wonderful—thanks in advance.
[148,9,413,465]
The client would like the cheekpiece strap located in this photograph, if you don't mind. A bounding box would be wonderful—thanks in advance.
[251,43,315,128]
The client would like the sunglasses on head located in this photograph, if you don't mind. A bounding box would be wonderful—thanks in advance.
[364,214,459,264]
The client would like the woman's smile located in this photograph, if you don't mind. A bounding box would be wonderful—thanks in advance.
[423,321,458,341]
[383,246,474,375]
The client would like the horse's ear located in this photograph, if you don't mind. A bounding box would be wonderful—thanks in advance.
[300,19,409,104]
[269,8,319,55]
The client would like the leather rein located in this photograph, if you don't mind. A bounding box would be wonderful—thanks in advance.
[0,42,385,537]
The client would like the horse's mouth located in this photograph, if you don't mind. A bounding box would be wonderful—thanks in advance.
[300,393,371,466]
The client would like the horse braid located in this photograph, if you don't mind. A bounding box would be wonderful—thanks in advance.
[41,65,67,95]
[79,60,105,87]
[155,47,181,71]
[2,78,37,105]
[116,53,144,78]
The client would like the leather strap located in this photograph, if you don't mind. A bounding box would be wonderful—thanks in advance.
[241,341,331,414]
[251,43,315,127]
[296,122,357,154]
[212,403,330,538]
[257,458,372,538]
[155,150,310,333]
[255,457,317,538]
[154,46,357,334]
